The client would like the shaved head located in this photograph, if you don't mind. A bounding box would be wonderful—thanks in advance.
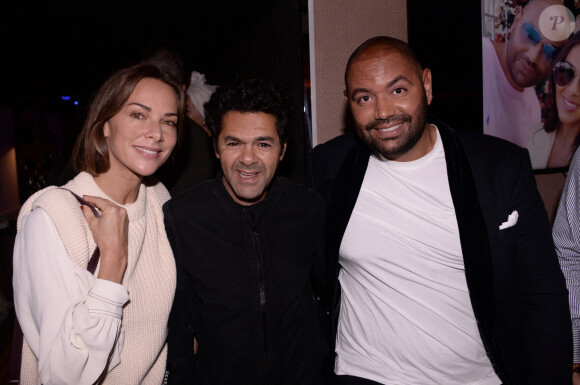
[345,36,423,92]
[343,35,436,162]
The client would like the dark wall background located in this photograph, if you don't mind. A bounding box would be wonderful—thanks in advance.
[407,1,483,132]
[1,0,308,184]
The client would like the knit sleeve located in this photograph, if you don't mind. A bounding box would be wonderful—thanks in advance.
[13,208,129,385]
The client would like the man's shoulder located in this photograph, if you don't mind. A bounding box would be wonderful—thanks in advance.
[481,37,503,77]
[310,133,357,161]
[481,36,494,53]
[434,118,526,156]
[308,133,359,183]
[163,178,216,213]
[455,128,528,161]
[276,177,324,207]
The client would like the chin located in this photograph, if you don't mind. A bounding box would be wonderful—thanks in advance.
[236,190,261,202]
[560,117,580,126]
[133,165,161,178]
[235,187,266,204]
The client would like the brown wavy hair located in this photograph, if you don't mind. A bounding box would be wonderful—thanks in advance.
[72,64,185,176]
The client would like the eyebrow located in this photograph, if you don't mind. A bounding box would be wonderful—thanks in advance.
[223,135,277,142]
[128,102,178,117]
[350,87,372,97]
[386,74,412,88]
[350,74,413,97]
[128,102,151,112]
[254,136,276,142]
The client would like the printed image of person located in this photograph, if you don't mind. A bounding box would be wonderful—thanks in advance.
[482,0,572,147]
[12,65,185,384]
[308,35,572,385]
[163,79,327,384]
[528,31,580,168]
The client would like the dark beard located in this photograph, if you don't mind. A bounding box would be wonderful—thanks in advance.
[362,97,428,159]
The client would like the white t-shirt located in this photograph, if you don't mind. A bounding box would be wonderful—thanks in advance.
[335,128,501,385]
[482,37,541,147]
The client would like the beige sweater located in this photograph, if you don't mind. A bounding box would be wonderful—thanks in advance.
[15,172,176,384]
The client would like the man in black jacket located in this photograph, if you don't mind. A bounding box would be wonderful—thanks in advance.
[164,78,326,384]
[307,36,572,384]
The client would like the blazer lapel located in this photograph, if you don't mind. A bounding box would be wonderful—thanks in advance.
[326,139,370,264]
[437,122,502,370]
[325,139,370,333]
[439,124,494,321]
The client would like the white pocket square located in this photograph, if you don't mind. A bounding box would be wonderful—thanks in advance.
[499,210,518,230]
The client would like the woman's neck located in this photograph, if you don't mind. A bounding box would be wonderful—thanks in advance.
[93,170,141,204]
[547,123,578,168]
[558,122,579,145]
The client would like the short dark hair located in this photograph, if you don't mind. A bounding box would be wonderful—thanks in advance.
[345,36,423,90]
[204,78,290,144]
[72,64,186,176]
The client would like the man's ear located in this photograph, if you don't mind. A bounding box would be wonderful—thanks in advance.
[279,142,287,161]
[422,68,433,106]
[343,89,348,100]
[512,4,523,26]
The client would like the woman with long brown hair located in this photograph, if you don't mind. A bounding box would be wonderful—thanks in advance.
[13,64,184,384]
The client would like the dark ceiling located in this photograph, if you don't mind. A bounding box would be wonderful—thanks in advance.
[1,1,280,100]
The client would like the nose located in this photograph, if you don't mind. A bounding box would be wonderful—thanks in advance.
[146,121,164,142]
[374,95,394,120]
[526,43,543,65]
[240,144,257,165]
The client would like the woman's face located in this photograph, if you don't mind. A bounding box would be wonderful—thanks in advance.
[556,45,580,127]
[103,77,178,180]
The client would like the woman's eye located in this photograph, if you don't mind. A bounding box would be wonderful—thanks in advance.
[163,120,177,127]
[130,112,144,119]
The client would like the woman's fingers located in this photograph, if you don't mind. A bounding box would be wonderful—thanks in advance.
[81,195,129,283]
[81,195,114,215]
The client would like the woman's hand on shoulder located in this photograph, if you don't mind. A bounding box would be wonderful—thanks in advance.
[81,195,128,284]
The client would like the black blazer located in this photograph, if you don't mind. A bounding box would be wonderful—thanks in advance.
[307,120,572,385]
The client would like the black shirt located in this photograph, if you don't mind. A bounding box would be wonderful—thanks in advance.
[163,174,327,385]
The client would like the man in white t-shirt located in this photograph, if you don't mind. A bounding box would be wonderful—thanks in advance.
[483,0,570,147]
[308,36,572,385]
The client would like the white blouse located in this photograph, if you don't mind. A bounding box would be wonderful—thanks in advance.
[13,207,129,385]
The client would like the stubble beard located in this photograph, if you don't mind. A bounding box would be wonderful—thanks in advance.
[359,97,429,160]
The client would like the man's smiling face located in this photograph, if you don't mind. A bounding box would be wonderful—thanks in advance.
[345,47,433,162]
[215,111,286,206]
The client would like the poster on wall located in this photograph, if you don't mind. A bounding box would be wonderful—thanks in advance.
[481,0,577,171]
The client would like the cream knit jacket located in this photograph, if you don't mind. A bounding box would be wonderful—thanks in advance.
[15,172,176,384]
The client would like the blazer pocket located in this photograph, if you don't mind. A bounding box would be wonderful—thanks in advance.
[495,224,518,242]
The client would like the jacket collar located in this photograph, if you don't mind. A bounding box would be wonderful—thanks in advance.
[212,171,281,211]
